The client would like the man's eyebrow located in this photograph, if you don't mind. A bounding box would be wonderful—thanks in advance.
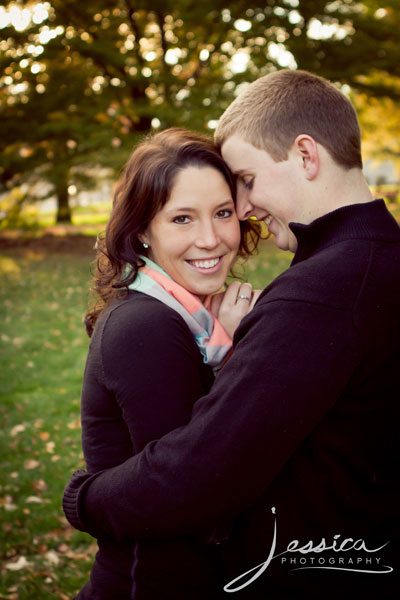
[234,169,251,176]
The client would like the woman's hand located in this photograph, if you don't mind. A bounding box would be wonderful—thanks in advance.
[210,282,262,339]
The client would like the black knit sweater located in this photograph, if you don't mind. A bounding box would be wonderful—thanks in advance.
[64,200,400,599]
[71,293,225,599]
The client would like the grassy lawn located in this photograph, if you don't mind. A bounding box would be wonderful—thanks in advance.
[0,235,290,599]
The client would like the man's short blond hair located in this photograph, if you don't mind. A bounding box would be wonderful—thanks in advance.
[215,69,362,170]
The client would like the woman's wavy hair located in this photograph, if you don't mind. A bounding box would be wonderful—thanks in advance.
[85,127,261,336]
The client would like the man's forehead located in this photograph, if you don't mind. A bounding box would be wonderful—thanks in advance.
[221,135,250,166]
[221,136,259,174]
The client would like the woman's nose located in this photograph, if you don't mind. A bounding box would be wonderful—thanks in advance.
[195,222,220,248]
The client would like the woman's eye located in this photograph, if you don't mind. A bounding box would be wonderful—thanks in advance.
[216,209,233,218]
[172,215,190,224]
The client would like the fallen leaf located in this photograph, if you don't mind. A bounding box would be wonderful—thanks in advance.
[5,556,31,571]
[46,441,55,453]
[39,431,50,441]
[1,495,17,511]
[26,496,43,504]
[44,550,60,566]
[24,459,40,470]
[32,479,48,492]
[10,424,26,437]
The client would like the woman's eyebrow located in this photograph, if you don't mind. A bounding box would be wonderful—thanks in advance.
[165,199,234,214]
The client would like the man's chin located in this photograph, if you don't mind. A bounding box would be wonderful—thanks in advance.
[272,235,290,252]
[272,231,298,253]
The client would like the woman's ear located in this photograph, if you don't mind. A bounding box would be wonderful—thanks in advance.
[294,135,319,180]
[138,232,149,246]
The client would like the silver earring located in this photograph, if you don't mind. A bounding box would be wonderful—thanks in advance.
[143,242,149,249]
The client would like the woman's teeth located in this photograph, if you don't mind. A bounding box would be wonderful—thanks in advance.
[189,258,220,269]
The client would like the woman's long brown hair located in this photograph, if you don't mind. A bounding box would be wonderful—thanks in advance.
[85,128,260,336]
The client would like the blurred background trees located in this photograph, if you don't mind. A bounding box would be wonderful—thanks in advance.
[1,0,399,224]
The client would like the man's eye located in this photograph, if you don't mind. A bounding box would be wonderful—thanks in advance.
[243,178,254,190]
[216,209,233,218]
[172,215,190,224]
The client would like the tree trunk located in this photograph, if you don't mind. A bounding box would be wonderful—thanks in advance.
[55,170,71,224]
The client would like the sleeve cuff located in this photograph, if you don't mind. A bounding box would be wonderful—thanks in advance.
[62,469,103,536]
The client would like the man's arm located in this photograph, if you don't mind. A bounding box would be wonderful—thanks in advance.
[63,298,360,541]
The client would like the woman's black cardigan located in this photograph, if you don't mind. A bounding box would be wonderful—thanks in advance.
[74,291,224,599]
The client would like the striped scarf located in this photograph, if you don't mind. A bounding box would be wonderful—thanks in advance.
[128,257,232,372]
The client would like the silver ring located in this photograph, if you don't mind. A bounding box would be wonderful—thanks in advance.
[238,294,251,301]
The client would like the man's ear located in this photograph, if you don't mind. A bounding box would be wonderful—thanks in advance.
[294,135,319,180]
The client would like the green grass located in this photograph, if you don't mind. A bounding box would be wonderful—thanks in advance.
[0,238,290,599]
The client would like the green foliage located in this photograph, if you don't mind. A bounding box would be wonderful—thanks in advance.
[1,0,400,224]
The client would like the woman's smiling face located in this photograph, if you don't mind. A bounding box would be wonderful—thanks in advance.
[140,165,241,300]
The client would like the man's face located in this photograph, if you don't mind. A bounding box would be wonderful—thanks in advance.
[221,135,307,252]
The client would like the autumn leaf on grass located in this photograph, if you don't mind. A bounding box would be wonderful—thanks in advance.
[26,496,43,504]
[5,556,32,571]
[10,424,26,436]
[0,494,17,511]
[24,459,40,470]
[44,549,60,566]
[67,418,81,430]
[46,441,55,453]
[32,479,48,492]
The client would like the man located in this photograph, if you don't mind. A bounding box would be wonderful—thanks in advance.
[64,70,399,598]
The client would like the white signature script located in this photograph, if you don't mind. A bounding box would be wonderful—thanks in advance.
[223,507,393,593]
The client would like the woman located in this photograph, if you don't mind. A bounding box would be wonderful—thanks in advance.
[67,128,260,599]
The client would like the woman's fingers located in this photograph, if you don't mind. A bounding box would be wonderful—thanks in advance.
[209,292,224,317]
[220,281,241,307]
[249,289,262,310]
[235,282,253,312]
[210,282,260,338]
[217,282,253,338]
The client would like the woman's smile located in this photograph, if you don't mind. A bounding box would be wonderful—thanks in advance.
[186,255,224,273]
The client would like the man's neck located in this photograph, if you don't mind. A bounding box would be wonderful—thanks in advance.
[309,167,374,224]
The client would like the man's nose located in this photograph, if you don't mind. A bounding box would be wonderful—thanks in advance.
[236,188,254,221]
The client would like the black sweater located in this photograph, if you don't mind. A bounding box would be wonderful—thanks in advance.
[64,200,400,599]
[74,293,225,599]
